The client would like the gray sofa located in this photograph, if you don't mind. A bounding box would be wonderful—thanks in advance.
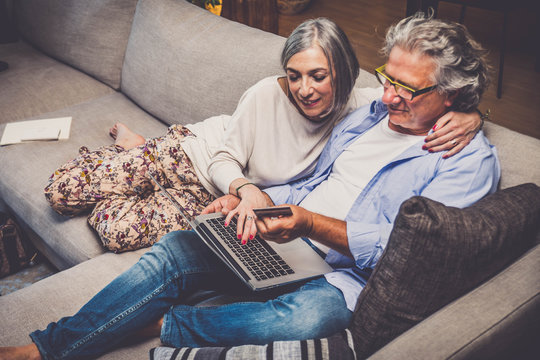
[0,0,539,359]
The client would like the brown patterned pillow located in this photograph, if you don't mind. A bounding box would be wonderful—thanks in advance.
[351,183,540,358]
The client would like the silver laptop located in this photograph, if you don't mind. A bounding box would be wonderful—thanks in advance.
[149,174,333,291]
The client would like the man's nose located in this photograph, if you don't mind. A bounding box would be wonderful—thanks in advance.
[382,85,401,105]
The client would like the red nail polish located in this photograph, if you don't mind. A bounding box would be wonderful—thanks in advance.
[432,124,437,131]
[237,234,241,240]
[249,235,254,240]
[224,222,228,227]
[428,149,434,153]
[241,239,247,245]
[422,145,427,150]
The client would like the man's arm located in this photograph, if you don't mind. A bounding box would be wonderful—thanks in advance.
[256,205,352,258]
[343,141,500,269]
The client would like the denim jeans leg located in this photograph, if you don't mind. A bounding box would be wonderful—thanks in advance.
[29,230,232,360]
[161,277,352,348]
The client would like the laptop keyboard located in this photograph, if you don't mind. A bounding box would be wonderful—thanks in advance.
[207,217,295,281]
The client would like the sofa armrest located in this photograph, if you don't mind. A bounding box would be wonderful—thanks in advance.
[369,244,540,360]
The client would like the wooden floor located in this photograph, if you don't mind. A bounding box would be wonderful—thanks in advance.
[277,0,540,140]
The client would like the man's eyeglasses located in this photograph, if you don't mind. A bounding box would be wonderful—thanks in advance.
[375,64,437,101]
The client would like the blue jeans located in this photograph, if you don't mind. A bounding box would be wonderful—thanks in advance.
[30,231,352,360]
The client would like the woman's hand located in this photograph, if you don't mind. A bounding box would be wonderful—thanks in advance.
[201,194,241,215]
[423,110,482,158]
[226,183,271,244]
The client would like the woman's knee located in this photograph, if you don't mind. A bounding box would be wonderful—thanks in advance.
[91,214,158,252]
[44,179,90,215]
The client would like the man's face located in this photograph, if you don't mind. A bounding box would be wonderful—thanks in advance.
[382,46,455,135]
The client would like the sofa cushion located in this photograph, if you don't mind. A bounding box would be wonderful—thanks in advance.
[0,42,115,124]
[121,0,286,126]
[350,183,540,358]
[0,93,168,269]
[14,0,139,89]
[483,121,540,189]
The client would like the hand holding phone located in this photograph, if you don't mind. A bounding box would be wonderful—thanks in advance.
[253,206,292,218]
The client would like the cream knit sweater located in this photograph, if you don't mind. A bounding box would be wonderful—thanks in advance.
[182,76,382,197]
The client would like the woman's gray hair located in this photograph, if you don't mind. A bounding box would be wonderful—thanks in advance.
[281,18,359,122]
[381,12,490,112]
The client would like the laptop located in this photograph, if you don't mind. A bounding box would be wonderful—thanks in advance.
[149,173,333,291]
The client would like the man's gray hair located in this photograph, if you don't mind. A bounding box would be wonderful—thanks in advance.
[381,12,490,112]
[281,18,359,122]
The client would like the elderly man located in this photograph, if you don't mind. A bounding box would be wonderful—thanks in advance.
[0,13,499,360]
[252,13,498,311]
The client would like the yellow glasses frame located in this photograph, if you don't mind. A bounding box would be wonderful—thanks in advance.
[375,64,437,101]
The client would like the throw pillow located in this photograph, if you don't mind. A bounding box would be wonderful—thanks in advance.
[350,183,540,358]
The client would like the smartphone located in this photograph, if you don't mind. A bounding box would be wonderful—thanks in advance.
[253,206,293,217]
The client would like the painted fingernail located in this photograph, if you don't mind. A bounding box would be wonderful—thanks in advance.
[241,239,247,245]
[224,222,228,226]
[428,149,434,153]
[249,235,254,240]
[422,145,427,150]
[237,234,241,239]
[432,124,437,131]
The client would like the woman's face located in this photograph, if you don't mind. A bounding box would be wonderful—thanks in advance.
[286,45,334,122]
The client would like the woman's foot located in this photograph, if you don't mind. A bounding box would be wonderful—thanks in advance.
[109,123,145,150]
[0,343,42,360]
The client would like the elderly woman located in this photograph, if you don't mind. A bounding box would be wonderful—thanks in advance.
[43,18,481,251]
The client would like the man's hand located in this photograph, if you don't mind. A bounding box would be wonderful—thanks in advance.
[257,205,352,258]
[255,204,313,244]
[201,194,241,215]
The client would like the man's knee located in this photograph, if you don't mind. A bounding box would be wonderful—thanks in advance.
[264,279,352,340]
[158,230,198,248]
[152,231,203,261]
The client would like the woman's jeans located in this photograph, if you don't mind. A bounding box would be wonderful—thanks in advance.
[30,231,352,360]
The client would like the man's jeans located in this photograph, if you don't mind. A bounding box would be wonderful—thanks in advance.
[30,231,352,360]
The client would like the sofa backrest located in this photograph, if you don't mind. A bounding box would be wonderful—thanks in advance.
[483,121,540,189]
[14,0,138,90]
[120,0,285,126]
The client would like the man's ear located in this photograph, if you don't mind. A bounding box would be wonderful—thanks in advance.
[444,90,459,107]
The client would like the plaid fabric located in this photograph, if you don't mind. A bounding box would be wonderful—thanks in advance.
[149,329,356,360]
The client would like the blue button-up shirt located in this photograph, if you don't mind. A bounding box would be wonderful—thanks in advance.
[265,100,501,310]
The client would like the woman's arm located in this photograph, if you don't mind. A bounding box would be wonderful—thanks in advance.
[423,110,484,158]
[353,87,484,159]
